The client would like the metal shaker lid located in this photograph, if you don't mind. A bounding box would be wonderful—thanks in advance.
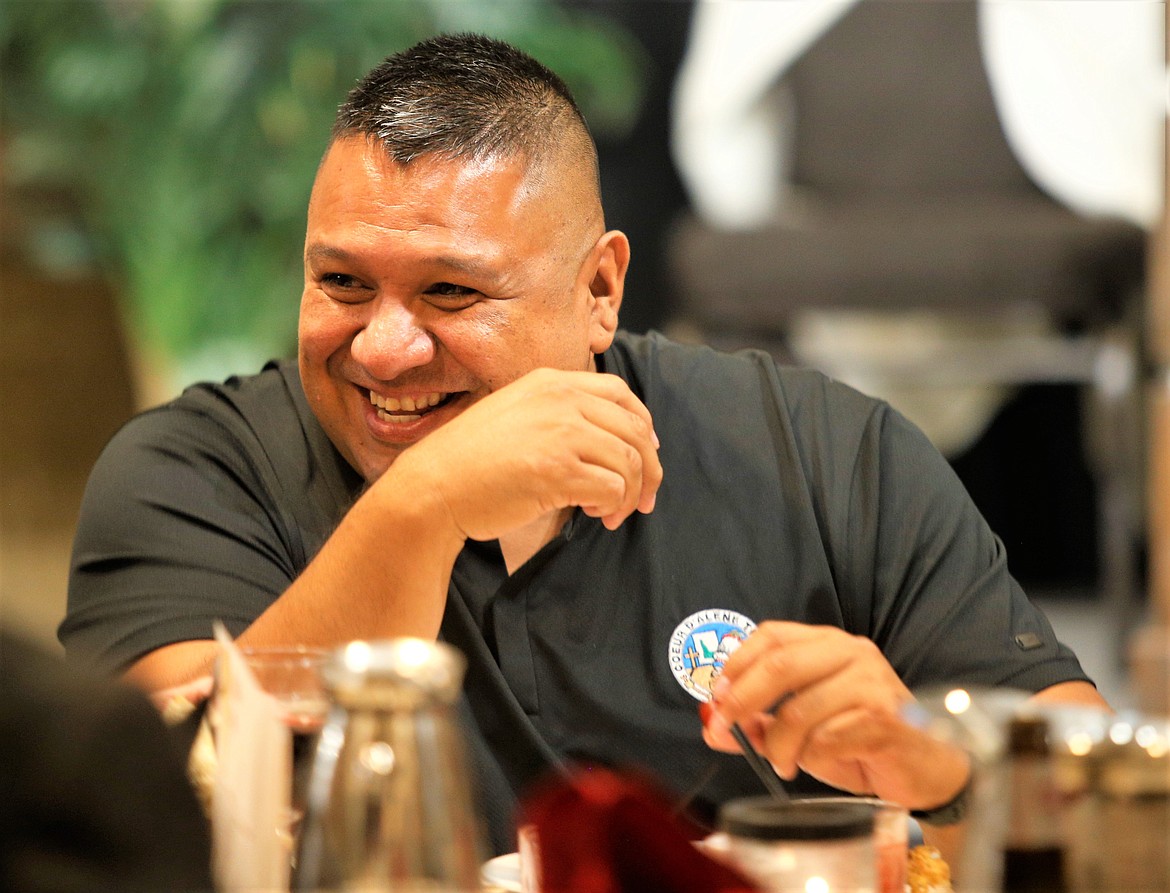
[322,638,466,709]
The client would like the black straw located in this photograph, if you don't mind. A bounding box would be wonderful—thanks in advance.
[729,722,789,800]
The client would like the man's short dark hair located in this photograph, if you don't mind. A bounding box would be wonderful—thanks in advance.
[333,33,596,174]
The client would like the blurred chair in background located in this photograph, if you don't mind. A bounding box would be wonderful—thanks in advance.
[667,0,1163,653]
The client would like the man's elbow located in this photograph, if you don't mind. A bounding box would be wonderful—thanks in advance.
[1028,679,1112,712]
[122,640,218,698]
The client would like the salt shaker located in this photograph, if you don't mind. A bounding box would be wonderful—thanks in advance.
[718,798,878,893]
[295,639,486,892]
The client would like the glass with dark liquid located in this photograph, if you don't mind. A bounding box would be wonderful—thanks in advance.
[1002,714,1068,893]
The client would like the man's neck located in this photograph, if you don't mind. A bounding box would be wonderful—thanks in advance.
[497,507,573,575]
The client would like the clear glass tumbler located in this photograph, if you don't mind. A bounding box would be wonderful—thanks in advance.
[238,646,331,861]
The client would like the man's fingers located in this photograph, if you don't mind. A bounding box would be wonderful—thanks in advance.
[708,623,913,780]
[718,621,828,679]
[574,392,662,524]
[713,629,852,720]
[586,372,659,444]
[567,438,658,528]
[761,682,873,780]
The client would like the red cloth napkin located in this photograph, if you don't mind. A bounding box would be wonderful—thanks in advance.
[518,767,761,893]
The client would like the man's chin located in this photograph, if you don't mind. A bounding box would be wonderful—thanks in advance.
[351,448,407,484]
[326,431,406,483]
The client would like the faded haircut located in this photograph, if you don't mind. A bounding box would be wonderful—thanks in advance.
[332,33,600,195]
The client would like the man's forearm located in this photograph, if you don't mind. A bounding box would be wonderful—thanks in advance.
[123,465,465,693]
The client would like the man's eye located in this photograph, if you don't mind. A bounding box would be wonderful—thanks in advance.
[322,273,362,289]
[427,282,474,297]
[424,282,479,308]
[319,273,372,302]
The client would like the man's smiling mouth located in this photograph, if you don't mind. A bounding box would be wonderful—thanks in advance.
[369,389,453,423]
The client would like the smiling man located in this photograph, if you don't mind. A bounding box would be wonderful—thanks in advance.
[62,34,1105,855]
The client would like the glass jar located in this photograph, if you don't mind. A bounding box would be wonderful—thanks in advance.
[719,798,877,893]
[792,797,908,893]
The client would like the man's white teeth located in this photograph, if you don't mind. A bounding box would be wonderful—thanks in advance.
[369,390,445,418]
[378,410,419,424]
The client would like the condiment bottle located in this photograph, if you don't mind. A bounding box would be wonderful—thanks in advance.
[718,798,878,892]
[295,639,486,892]
[1001,714,1068,893]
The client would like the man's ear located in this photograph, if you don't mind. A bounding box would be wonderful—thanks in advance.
[587,229,629,354]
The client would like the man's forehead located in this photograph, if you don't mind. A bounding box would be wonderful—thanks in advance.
[309,135,600,262]
[318,136,531,188]
[322,139,586,222]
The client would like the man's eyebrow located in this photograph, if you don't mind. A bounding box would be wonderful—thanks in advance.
[305,243,358,266]
[301,242,341,263]
[304,242,498,279]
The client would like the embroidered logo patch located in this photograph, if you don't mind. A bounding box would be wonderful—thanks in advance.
[668,609,757,702]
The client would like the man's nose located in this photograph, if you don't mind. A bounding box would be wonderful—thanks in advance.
[350,299,436,380]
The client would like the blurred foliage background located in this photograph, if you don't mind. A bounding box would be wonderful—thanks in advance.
[0,0,648,401]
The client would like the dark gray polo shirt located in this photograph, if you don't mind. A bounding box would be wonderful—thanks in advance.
[61,331,1089,853]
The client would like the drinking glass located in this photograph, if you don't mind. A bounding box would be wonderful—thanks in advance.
[238,647,331,860]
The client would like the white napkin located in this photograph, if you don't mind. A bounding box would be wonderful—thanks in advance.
[210,623,292,892]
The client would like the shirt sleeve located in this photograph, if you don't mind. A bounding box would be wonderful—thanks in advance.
[60,404,299,673]
[844,397,1091,693]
